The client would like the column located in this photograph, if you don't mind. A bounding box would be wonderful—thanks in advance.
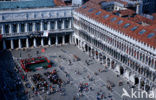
[40,21,43,31]
[55,36,58,45]
[69,34,72,44]
[41,38,44,46]
[62,35,65,44]
[26,38,29,48]
[144,80,146,90]
[98,53,100,61]
[18,39,22,49]
[17,23,21,33]
[69,19,72,28]
[3,40,6,50]
[138,77,141,89]
[1,24,5,34]
[33,38,37,47]
[48,37,51,45]
[55,20,58,30]
[47,21,51,31]
[32,22,36,32]
[25,23,28,32]
[9,24,13,34]
[11,40,14,49]
[61,20,65,29]
[90,48,93,57]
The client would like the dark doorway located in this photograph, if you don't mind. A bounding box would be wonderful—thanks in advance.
[120,67,124,75]
[6,40,11,49]
[29,38,33,47]
[21,39,26,48]
[135,77,139,85]
[44,38,48,45]
[36,37,41,46]
[65,35,69,43]
[14,39,18,49]
[58,36,62,44]
[85,44,88,52]
[51,37,55,45]
[76,39,78,45]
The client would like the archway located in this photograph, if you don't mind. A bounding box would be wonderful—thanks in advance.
[140,80,145,90]
[145,85,150,92]
[111,60,115,69]
[120,66,124,75]
[96,51,98,59]
[6,40,11,49]
[103,56,106,64]
[134,77,139,85]
[76,38,78,46]
[85,44,88,52]
[107,58,110,67]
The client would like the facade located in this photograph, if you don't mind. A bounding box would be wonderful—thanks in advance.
[0,7,73,50]
[0,0,156,94]
[72,0,156,92]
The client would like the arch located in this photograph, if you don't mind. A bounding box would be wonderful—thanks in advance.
[119,66,124,75]
[99,53,103,62]
[107,58,110,67]
[134,76,139,85]
[95,50,98,59]
[103,55,106,64]
[111,60,115,69]
[76,38,78,46]
[140,79,145,90]
[145,82,150,92]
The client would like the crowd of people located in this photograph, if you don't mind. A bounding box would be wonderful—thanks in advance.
[44,69,63,85]
[31,73,48,92]
[30,69,66,97]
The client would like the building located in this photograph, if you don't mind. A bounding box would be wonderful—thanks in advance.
[73,0,156,92]
[0,0,73,50]
[121,0,156,14]
[0,0,156,93]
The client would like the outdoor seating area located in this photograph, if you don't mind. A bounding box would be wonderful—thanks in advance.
[20,56,52,72]
[44,70,63,85]
[31,74,48,92]
[30,69,65,97]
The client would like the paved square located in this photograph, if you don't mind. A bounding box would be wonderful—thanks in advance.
[10,45,153,100]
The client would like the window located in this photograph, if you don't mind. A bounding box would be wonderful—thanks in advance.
[117,20,123,25]
[88,8,94,12]
[139,29,146,34]
[103,14,109,19]
[96,11,101,15]
[111,17,117,22]
[124,23,130,28]
[82,5,87,8]
[147,33,155,38]
[131,26,138,31]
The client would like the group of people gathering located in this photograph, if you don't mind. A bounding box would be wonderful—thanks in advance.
[31,69,65,96]
[31,73,48,92]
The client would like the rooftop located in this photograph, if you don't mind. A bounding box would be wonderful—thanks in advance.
[76,0,156,49]
[0,0,55,10]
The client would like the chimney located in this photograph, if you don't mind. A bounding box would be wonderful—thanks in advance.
[136,2,143,14]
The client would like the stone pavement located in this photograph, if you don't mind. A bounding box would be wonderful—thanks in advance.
[11,45,153,100]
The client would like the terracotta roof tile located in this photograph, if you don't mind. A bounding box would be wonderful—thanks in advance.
[76,0,156,48]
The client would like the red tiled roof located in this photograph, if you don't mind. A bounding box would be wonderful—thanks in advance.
[113,9,135,16]
[75,0,156,48]
[54,0,71,6]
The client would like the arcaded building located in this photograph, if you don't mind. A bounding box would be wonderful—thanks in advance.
[73,0,156,92]
[0,0,73,50]
[0,0,156,93]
